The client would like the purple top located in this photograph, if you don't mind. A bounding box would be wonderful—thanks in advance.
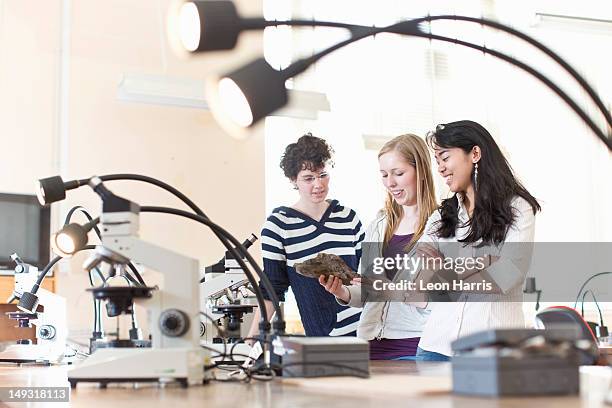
[369,233,420,360]
[369,337,420,360]
[382,233,414,280]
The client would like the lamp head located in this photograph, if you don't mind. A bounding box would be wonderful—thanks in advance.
[167,0,242,56]
[37,176,67,206]
[51,223,90,257]
[206,57,288,139]
[17,291,40,314]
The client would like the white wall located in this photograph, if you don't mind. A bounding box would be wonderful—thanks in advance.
[0,1,60,192]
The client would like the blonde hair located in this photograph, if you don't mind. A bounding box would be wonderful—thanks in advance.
[378,134,437,252]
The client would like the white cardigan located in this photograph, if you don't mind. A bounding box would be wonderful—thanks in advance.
[417,195,536,356]
[338,214,430,340]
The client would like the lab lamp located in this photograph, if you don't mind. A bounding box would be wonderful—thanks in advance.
[51,219,99,257]
[35,173,286,337]
[167,0,611,150]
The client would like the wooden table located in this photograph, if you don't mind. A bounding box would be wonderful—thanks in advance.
[0,360,601,407]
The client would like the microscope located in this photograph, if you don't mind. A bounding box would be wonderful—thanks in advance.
[1,254,67,364]
[60,178,208,387]
[200,234,258,362]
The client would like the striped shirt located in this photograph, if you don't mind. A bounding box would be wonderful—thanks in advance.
[260,199,365,337]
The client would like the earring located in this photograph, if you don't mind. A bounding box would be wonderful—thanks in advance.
[474,162,479,191]
[292,184,298,190]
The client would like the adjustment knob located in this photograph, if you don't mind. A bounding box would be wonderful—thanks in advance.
[159,309,190,337]
[38,325,56,340]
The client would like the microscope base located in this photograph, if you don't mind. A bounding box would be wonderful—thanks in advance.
[67,347,209,388]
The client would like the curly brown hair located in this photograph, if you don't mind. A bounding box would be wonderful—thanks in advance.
[279,133,334,180]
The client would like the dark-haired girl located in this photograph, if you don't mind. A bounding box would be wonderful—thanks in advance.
[246,134,365,340]
[414,120,540,360]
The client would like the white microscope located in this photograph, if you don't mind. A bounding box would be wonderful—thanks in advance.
[200,234,258,362]
[1,254,67,364]
[42,178,209,388]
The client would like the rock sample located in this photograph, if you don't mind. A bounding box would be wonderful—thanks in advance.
[294,253,359,285]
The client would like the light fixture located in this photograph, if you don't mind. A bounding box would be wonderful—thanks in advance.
[167,5,611,149]
[51,221,98,257]
[167,0,247,56]
[17,291,41,314]
[177,2,201,52]
[220,25,612,148]
[167,0,360,55]
[36,175,88,206]
[205,58,292,139]
[37,176,67,206]
[201,22,413,137]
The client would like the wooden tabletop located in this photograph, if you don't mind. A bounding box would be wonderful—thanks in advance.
[0,360,601,407]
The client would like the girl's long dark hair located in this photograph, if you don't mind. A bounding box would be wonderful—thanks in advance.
[427,120,540,246]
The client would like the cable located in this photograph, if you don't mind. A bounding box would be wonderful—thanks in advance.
[88,266,107,337]
[200,311,228,338]
[285,21,610,149]
[126,264,146,286]
[71,174,207,218]
[412,31,610,149]
[261,17,610,141]
[417,15,612,128]
[64,206,103,238]
[580,289,605,327]
[34,255,63,288]
[28,245,102,298]
[138,206,284,333]
[229,338,251,363]
[573,271,612,308]
[88,269,97,331]
[200,344,252,362]
[200,310,228,361]
[85,252,106,339]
